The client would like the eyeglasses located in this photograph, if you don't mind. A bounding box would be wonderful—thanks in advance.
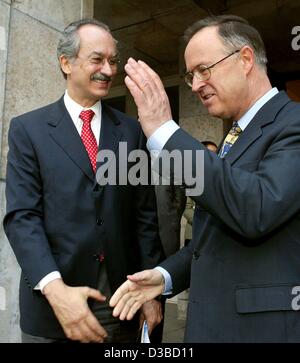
[76,53,120,67]
[89,56,120,67]
[184,49,241,87]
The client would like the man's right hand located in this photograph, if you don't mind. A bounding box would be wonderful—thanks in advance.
[109,269,165,321]
[43,279,108,343]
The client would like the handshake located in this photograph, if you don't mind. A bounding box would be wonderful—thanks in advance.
[44,268,165,343]
[109,269,165,320]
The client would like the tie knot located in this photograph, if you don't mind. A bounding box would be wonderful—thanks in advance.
[218,121,242,158]
[80,109,95,123]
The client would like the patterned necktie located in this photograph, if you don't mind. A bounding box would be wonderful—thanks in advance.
[79,109,98,173]
[218,121,242,158]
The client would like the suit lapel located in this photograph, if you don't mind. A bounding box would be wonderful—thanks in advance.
[225,91,291,164]
[47,97,95,182]
[98,103,123,157]
[94,103,123,188]
[225,127,262,164]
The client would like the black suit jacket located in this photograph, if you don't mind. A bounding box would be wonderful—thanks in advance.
[3,97,163,338]
[155,184,186,257]
[160,91,300,342]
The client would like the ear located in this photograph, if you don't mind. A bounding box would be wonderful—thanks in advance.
[239,46,254,75]
[59,55,72,78]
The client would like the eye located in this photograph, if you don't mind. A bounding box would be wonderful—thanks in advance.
[108,58,120,66]
[196,66,210,77]
[91,58,103,64]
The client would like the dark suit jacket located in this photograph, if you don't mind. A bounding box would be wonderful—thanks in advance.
[160,91,300,342]
[155,184,186,257]
[3,96,163,338]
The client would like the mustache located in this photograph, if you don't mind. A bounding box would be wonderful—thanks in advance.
[90,73,112,82]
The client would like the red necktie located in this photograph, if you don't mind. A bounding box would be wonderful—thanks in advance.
[79,110,98,173]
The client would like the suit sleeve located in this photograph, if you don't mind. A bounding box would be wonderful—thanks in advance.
[3,118,59,287]
[159,237,193,295]
[164,117,300,240]
[133,130,165,269]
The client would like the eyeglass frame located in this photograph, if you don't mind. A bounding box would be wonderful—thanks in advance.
[75,51,121,67]
[184,49,241,87]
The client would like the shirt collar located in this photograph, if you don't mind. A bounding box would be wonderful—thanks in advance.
[64,90,102,123]
[237,87,279,131]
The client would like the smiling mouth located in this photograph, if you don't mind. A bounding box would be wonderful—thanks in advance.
[91,80,110,88]
[92,79,109,83]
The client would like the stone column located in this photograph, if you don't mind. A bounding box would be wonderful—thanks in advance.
[176,37,224,320]
[0,0,94,343]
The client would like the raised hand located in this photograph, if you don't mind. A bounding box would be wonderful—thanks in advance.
[124,58,173,138]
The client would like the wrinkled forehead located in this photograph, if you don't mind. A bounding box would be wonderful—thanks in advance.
[78,25,117,55]
[184,26,226,68]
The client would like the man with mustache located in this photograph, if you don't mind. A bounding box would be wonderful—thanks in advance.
[3,19,163,343]
[110,15,300,342]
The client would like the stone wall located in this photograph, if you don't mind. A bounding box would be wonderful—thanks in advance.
[0,0,93,343]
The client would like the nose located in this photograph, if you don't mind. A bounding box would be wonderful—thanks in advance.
[192,77,206,92]
[101,59,114,77]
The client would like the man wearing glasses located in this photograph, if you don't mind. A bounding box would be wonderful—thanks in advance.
[110,15,300,342]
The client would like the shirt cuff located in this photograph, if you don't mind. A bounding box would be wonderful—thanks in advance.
[154,266,173,295]
[146,120,180,152]
[34,271,62,293]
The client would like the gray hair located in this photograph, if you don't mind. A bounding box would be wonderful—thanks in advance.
[57,18,116,79]
[184,15,267,72]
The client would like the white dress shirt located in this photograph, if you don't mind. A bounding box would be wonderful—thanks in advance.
[35,91,102,292]
[63,90,102,145]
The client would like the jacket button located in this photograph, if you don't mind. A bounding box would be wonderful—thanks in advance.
[96,219,103,226]
[193,250,200,260]
[93,254,105,262]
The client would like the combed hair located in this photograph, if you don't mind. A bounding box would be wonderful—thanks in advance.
[184,15,267,71]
